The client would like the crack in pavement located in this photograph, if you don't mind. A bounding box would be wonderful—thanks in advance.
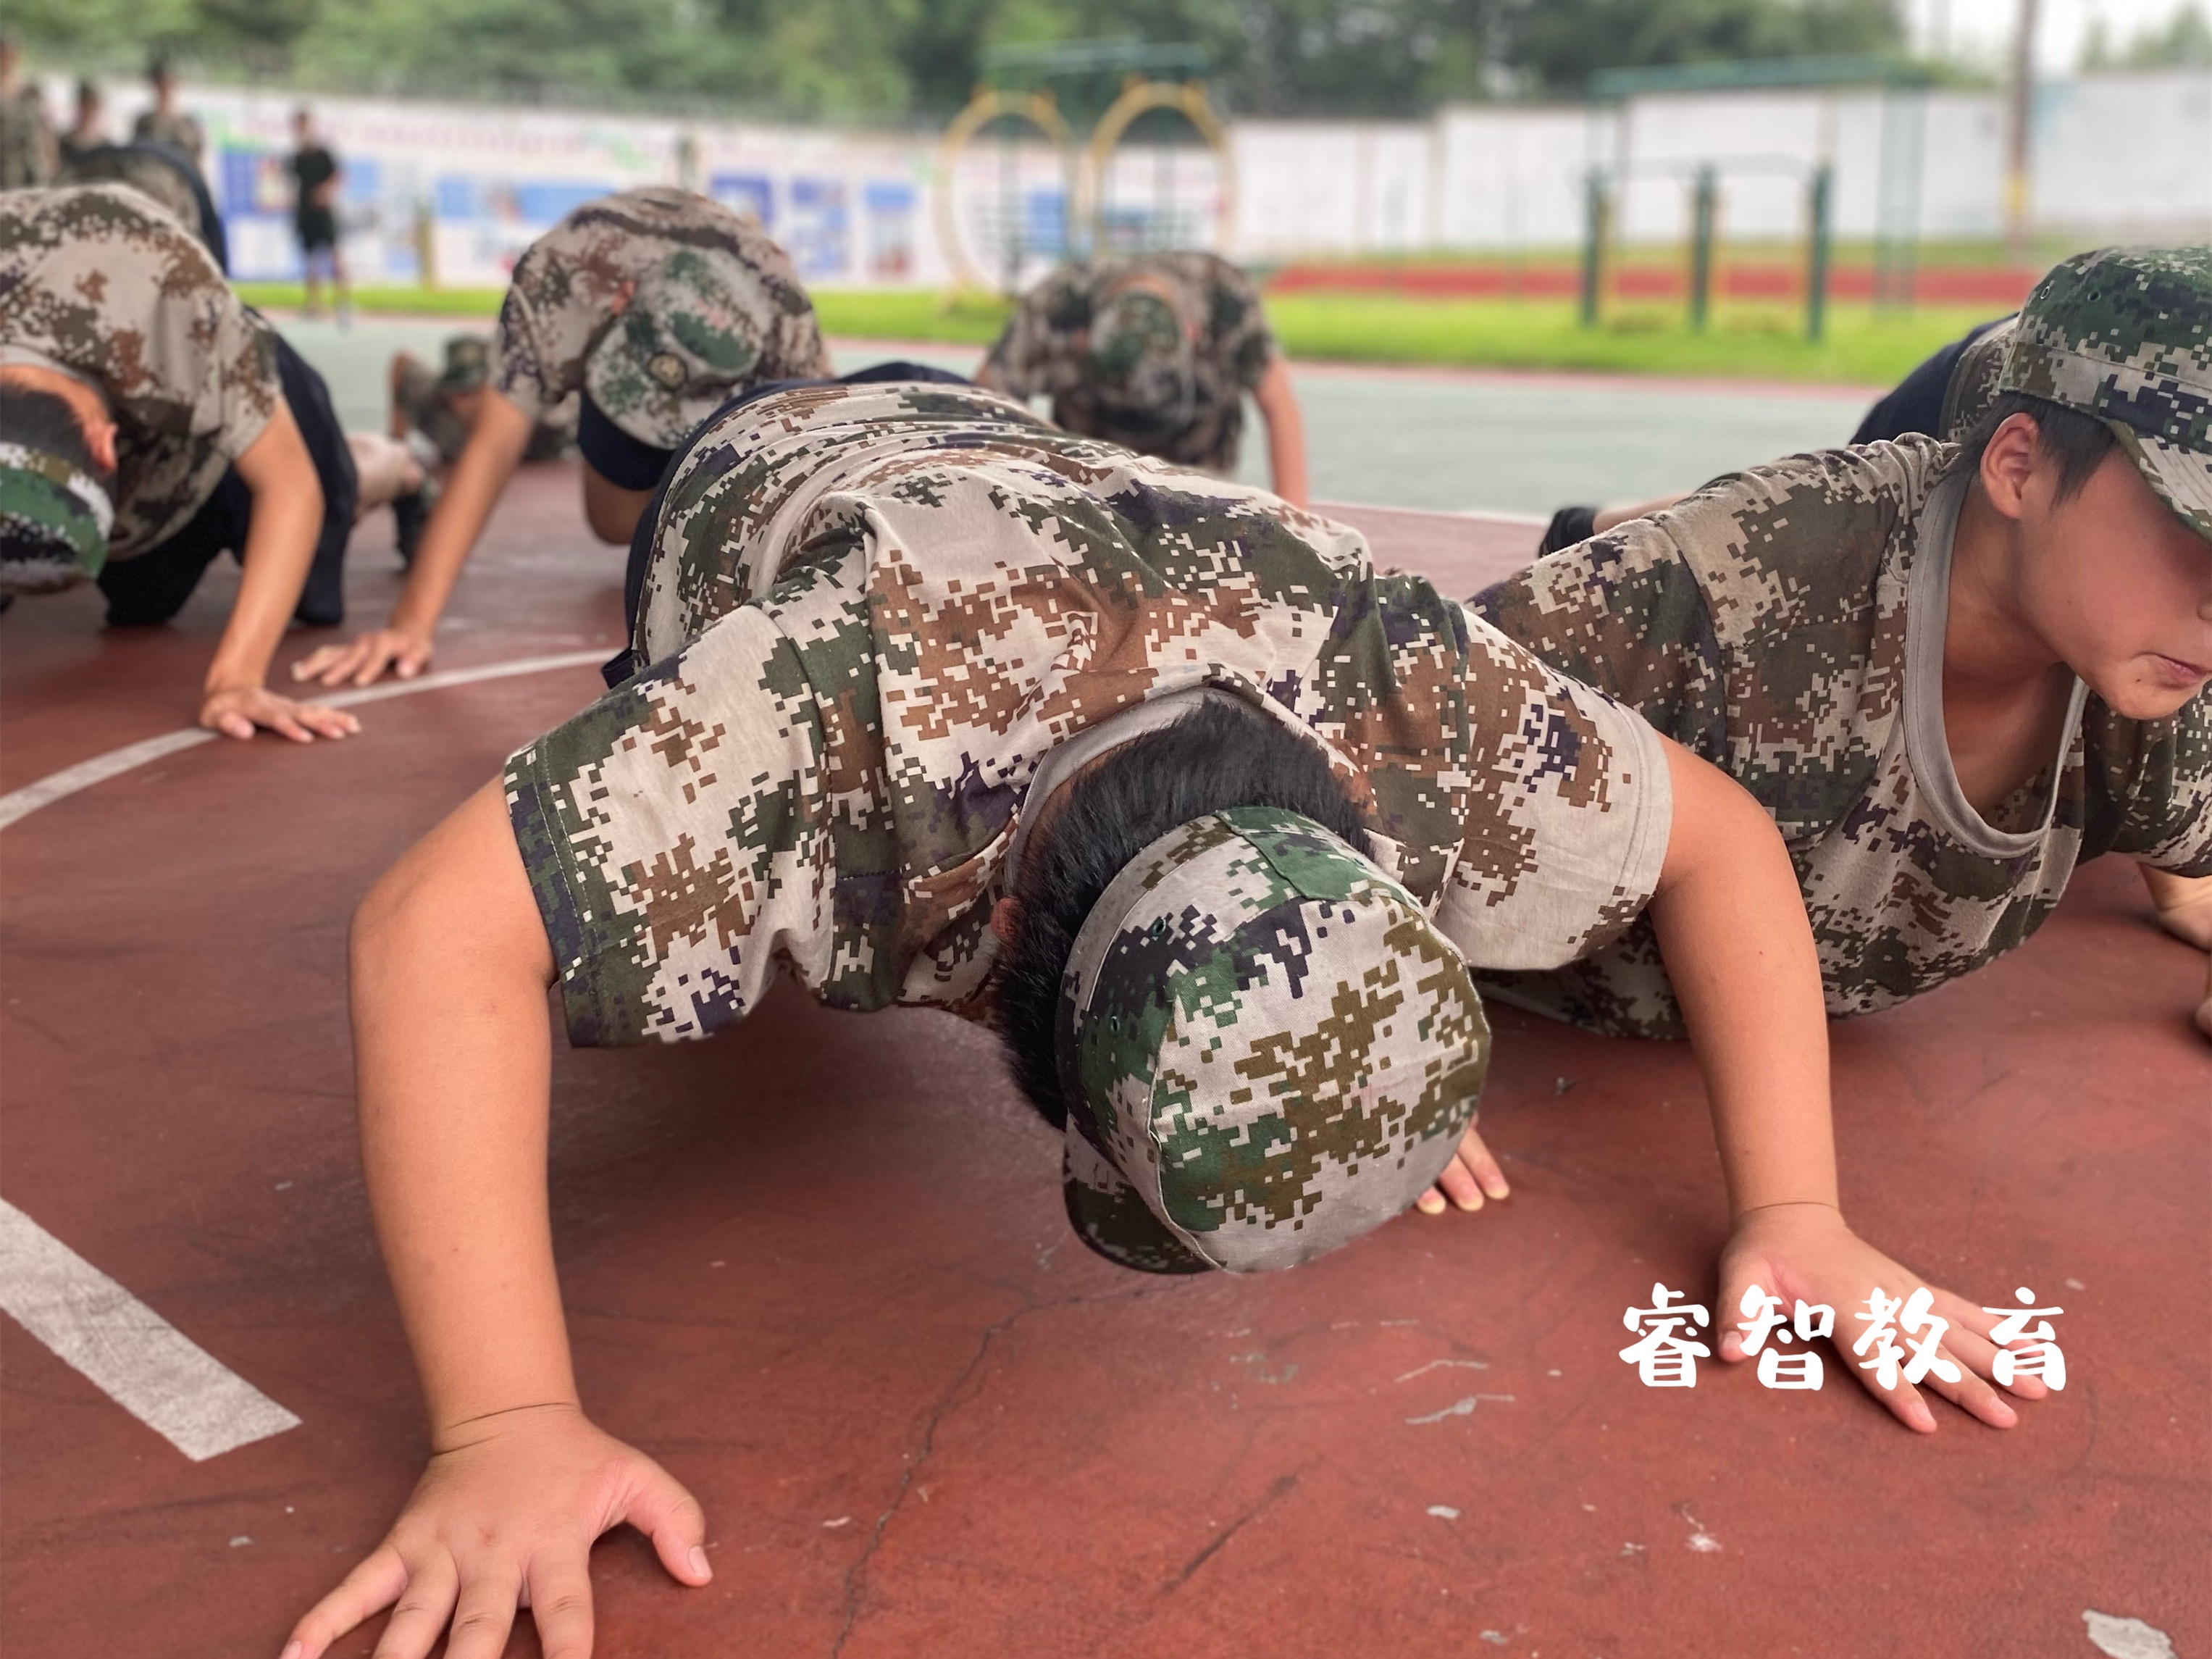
[1162,1469,1304,1594]
[827,1279,1187,1657]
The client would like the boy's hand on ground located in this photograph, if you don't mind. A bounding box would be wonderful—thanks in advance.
[200,683,361,743]
[1716,1202,2048,1434]
[1415,1113,1510,1216]
[280,1403,710,1659]
[292,625,436,688]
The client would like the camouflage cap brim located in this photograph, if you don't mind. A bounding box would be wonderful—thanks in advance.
[1059,806,1490,1276]
[583,247,771,449]
[0,442,114,592]
[1998,245,2212,543]
[2113,422,2212,540]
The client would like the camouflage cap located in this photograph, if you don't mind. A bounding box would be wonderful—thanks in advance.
[1058,806,1491,1275]
[1998,246,2212,539]
[0,442,113,593]
[584,247,771,448]
[1088,285,1197,427]
[438,333,492,394]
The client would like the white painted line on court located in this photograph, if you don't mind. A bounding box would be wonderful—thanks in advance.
[0,1200,301,1461]
[0,648,606,833]
[1315,497,1551,527]
[0,646,606,1459]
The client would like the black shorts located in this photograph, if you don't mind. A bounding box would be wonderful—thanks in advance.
[296,206,339,253]
[98,328,359,630]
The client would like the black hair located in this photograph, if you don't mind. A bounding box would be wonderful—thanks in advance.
[994,698,1370,1129]
[0,383,113,489]
[1957,390,2118,506]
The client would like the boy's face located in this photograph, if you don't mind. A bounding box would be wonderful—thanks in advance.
[2020,446,2212,722]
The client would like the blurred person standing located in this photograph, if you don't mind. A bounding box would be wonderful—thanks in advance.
[289,107,348,322]
[57,79,106,169]
[130,57,204,172]
[0,38,56,188]
[975,251,1307,507]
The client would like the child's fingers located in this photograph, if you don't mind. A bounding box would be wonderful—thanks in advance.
[438,1565,523,1659]
[366,1549,460,1659]
[527,1553,598,1659]
[1930,1288,2049,1401]
[1453,1116,1511,1200]
[1911,1347,2019,1429]
[1861,1371,1938,1434]
[1431,1156,1487,1212]
[625,1460,713,1587]
[280,1542,411,1658]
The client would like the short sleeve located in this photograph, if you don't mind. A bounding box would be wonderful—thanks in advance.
[984,275,1080,397]
[503,606,836,1047]
[1436,616,1675,971]
[1470,517,1729,764]
[2092,693,2212,874]
[489,275,555,426]
[1205,259,1279,390]
[213,305,280,461]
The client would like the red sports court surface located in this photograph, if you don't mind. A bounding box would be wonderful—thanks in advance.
[1,465,2203,1659]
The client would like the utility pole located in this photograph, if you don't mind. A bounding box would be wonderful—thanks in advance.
[2005,0,2040,259]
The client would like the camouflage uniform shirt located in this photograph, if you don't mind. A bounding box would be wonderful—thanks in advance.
[506,381,1673,1048]
[0,185,280,559]
[129,109,204,167]
[1472,437,2212,1037]
[983,252,1279,474]
[490,186,831,430]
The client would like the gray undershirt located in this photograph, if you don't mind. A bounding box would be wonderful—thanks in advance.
[1901,469,2089,859]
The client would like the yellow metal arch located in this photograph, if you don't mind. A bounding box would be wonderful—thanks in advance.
[935,88,1078,293]
[1085,79,1234,254]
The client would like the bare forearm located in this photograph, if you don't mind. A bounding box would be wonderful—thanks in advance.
[1648,738,1838,1219]
[207,460,322,693]
[387,390,532,639]
[352,781,574,1437]
[1254,360,1308,509]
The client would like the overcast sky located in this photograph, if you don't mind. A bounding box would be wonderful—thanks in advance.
[1898,0,2211,72]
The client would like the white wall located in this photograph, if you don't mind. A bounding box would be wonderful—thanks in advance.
[45,69,2212,283]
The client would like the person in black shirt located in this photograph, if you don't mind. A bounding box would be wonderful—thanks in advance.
[289,106,348,321]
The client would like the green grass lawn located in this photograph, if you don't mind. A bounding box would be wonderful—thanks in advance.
[238,281,1984,387]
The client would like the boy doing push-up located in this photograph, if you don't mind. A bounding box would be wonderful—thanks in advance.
[285,377,2051,1659]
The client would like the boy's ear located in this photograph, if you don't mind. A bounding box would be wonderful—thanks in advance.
[1977,411,2042,522]
[83,417,120,477]
[989,895,1021,946]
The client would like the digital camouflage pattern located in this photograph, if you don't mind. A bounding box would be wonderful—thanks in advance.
[395,336,573,467]
[0,185,280,560]
[1474,438,2212,1038]
[129,107,204,167]
[585,245,795,448]
[59,143,201,232]
[1997,246,2212,539]
[982,251,1278,472]
[0,439,113,590]
[491,186,830,431]
[513,378,1668,1082]
[1937,314,2016,439]
[1087,288,1197,430]
[1060,807,1491,1274]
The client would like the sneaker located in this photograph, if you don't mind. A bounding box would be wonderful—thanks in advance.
[392,476,440,567]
